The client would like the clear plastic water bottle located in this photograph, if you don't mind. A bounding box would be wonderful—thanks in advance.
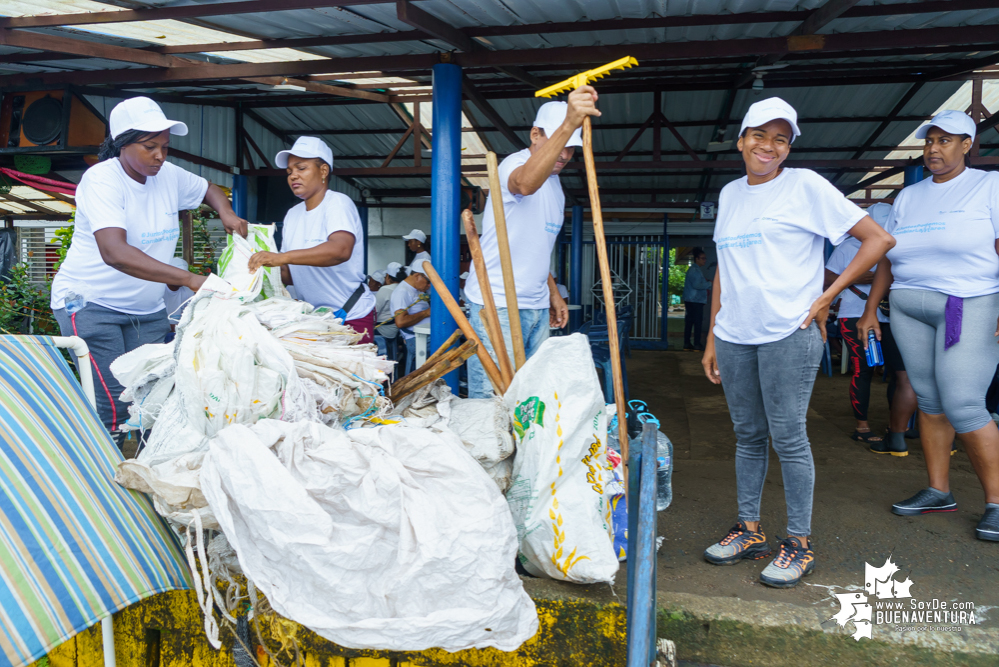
[656,431,673,511]
[65,291,86,315]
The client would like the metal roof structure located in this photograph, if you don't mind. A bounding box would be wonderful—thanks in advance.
[1,0,998,213]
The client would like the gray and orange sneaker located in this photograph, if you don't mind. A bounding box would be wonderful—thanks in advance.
[759,537,815,588]
[703,521,772,566]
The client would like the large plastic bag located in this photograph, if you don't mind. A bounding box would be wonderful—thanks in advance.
[200,419,538,652]
[503,334,618,584]
[217,223,289,299]
[447,397,515,493]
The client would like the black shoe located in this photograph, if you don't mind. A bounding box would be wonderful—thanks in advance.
[683,345,696,351]
[892,488,957,516]
[904,427,919,439]
[977,507,999,542]
[870,431,908,457]
[703,521,772,565]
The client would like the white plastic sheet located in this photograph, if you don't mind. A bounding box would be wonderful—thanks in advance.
[200,419,538,652]
[503,334,618,584]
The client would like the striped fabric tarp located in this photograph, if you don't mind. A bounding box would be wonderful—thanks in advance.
[0,336,191,667]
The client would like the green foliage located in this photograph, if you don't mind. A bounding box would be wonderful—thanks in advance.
[667,248,689,306]
[0,263,58,335]
[53,212,75,272]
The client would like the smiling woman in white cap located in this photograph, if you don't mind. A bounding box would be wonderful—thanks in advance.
[248,136,376,343]
[700,97,895,589]
[858,110,999,542]
[463,87,597,397]
[50,96,248,445]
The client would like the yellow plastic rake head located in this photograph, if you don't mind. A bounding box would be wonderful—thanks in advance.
[534,56,639,98]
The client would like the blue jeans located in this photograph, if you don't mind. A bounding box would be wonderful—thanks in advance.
[404,335,417,375]
[467,302,550,398]
[713,323,823,537]
[54,302,170,435]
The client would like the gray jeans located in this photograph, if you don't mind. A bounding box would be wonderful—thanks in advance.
[890,289,999,433]
[714,323,824,537]
[54,302,170,435]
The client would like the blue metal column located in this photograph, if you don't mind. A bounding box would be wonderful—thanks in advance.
[904,165,923,187]
[570,205,583,331]
[358,203,369,274]
[231,174,248,219]
[556,224,567,287]
[430,62,462,391]
[660,214,669,345]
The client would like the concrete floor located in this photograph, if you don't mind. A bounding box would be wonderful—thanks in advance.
[633,349,999,624]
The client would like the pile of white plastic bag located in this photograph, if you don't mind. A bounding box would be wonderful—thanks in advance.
[112,229,537,652]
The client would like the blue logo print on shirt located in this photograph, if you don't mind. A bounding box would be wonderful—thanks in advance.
[716,233,763,249]
[894,222,946,235]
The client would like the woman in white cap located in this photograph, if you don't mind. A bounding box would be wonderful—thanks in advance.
[700,97,895,588]
[373,262,408,359]
[858,110,999,542]
[248,136,376,342]
[402,229,430,265]
[50,96,247,444]
[390,259,432,374]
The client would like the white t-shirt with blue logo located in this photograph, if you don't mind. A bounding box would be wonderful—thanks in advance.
[464,148,564,310]
[886,169,999,298]
[51,158,208,315]
[280,190,375,320]
[713,168,866,345]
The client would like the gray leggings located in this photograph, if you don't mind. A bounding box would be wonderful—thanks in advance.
[889,289,999,433]
[715,323,824,537]
[54,302,170,435]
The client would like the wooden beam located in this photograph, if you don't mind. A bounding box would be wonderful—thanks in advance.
[0,28,178,67]
[169,148,233,174]
[0,0,401,29]
[462,81,527,151]
[241,76,390,103]
[395,0,474,52]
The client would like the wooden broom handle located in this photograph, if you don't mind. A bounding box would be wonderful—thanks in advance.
[463,209,514,389]
[486,151,527,370]
[582,116,629,466]
[422,261,505,395]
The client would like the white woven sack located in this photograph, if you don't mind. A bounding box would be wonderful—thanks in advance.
[503,334,618,584]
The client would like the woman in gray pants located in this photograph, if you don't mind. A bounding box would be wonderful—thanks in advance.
[859,110,999,542]
[700,97,895,588]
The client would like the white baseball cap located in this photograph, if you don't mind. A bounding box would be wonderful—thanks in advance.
[533,101,583,147]
[739,97,801,143]
[386,261,403,275]
[915,110,976,141]
[866,202,892,229]
[109,97,188,140]
[276,136,334,169]
[460,271,469,280]
[409,259,428,275]
[403,229,427,243]
[370,270,386,283]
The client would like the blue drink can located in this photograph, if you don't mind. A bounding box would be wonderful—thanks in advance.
[866,330,884,367]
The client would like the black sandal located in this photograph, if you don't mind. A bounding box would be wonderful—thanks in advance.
[851,430,884,444]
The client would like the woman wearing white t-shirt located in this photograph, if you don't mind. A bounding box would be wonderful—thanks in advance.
[858,110,999,542]
[248,136,375,342]
[700,98,895,588]
[51,97,248,445]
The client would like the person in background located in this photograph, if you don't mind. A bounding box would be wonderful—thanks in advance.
[248,136,376,343]
[683,248,711,351]
[858,110,999,542]
[825,202,917,454]
[700,97,895,587]
[463,93,590,397]
[391,259,432,375]
[403,229,430,265]
[50,96,248,444]
[459,271,470,304]
[374,265,406,359]
[367,270,385,294]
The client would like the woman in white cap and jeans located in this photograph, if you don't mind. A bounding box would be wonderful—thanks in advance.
[51,96,248,445]
[248,136,376,342]
[701,97,895,587]
[858,110,999,542]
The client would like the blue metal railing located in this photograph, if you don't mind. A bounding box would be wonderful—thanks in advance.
[626,423,659,666]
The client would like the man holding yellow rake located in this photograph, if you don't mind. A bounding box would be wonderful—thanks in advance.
[463,85,600,398]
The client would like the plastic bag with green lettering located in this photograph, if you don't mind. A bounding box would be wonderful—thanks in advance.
[217,223,289,300]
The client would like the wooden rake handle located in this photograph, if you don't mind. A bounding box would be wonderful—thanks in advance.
[463,209,514,388]
[486,151,527,370]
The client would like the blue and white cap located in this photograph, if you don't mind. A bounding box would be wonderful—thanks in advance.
[915,110,976,141]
